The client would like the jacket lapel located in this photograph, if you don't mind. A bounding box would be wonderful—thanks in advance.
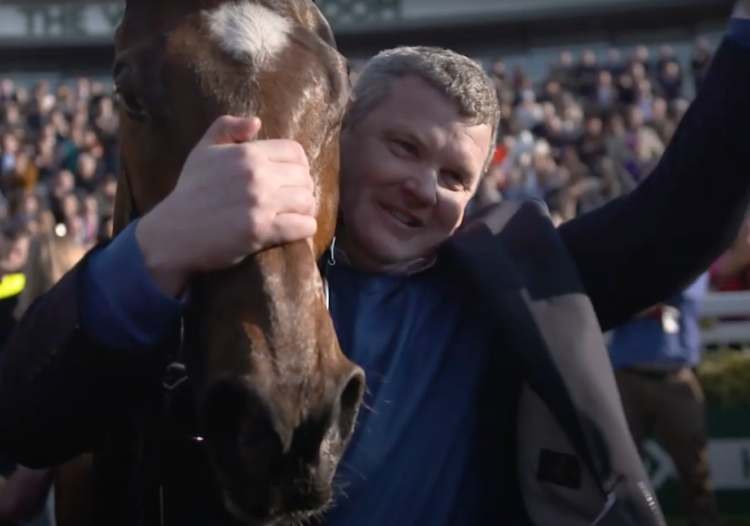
[442,201,665,526]
[443,201,597,470]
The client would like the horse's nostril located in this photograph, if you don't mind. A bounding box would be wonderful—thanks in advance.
[202,378,287,458]
[336,367,366,442]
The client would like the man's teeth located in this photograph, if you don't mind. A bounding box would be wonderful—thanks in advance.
[388,208,418,226]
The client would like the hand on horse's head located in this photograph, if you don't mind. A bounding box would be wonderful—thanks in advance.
[135,115,318,297]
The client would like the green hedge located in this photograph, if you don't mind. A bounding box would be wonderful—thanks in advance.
[697,349,750,406]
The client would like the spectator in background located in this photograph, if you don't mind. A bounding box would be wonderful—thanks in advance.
[658,61,684,101]
[631,44,652,73]
[14,228,85,320]
[648,97,678,144]
[609,273,719,526]
[710,214,750,292]
[468,41,695,218]
[708,213,750,348]
[594,69,619,111]
[575,115,607,170]
[513,89,542,130]
[0,231,29,348]
[692,38,713,91]
[657,44,680,73]
[605,47,626,77]
[576,49,599,99]
[0,234,29,277]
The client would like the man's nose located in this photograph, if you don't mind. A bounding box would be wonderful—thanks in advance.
[403,169,437,206]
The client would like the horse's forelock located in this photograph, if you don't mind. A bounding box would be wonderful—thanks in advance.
[205,3,293,66]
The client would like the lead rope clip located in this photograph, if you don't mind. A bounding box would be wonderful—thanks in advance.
[323,237,336,311]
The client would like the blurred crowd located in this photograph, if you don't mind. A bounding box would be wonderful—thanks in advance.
[469,39,714,224]
[0,38,716,289]
[0,75,118,284]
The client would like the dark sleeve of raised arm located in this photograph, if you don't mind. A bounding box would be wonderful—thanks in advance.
[0,223,184,467]
[559,31,750,332]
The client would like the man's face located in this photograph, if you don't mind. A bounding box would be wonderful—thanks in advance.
[339,75,492,271]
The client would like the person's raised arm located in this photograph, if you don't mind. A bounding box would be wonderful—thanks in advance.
[560,5,750,332]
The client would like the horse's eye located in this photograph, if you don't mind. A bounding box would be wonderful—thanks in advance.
[115,89,148,121]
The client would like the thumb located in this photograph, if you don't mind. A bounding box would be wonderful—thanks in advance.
[201,115,262,146]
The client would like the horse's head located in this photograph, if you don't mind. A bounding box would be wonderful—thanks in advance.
[113,0,364,522]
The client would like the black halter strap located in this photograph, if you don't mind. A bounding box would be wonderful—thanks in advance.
[121,164,141,223]
[119,165,191,409]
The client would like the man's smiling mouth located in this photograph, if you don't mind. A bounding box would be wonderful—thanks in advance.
[382,205,422,228]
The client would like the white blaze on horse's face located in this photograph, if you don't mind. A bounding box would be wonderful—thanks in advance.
[204,2,291,64]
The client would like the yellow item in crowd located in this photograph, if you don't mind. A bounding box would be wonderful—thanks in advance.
[0,273,26,300]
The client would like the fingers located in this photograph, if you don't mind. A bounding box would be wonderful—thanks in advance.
[261,140,309,168]
[200,116,310,178]
[270,214,318,246]
[221,141,312,189]
[276,163,314,191]
[202,115,262,146]
[276,186,316,216]
[204,116,307,166]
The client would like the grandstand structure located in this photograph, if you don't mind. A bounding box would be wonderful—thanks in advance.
[0,0,734,84]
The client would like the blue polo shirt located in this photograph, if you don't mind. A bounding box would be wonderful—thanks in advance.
[609,273,708,370]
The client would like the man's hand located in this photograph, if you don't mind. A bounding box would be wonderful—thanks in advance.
[135,116,317,297]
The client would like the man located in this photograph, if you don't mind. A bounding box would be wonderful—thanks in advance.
[610,274,717,526]
[4,3,750,525]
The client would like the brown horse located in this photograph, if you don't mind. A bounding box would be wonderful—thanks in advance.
[57,0,365,525]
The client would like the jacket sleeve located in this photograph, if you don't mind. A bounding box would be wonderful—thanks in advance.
[0,244,177,469]
[559,36,750,332]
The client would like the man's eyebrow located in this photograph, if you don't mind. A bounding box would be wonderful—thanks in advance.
[395,126,455,162]
[387,124,481,176]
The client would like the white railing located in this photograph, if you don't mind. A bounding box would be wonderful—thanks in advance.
[602,292,750,347]
[699,292,750,346]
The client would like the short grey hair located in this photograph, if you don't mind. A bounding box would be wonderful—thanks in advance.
[345,46,501,173]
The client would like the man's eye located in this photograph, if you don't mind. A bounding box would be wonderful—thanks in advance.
[446,171,462,182]
[392,140,417,156]
[443,171,465,189]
